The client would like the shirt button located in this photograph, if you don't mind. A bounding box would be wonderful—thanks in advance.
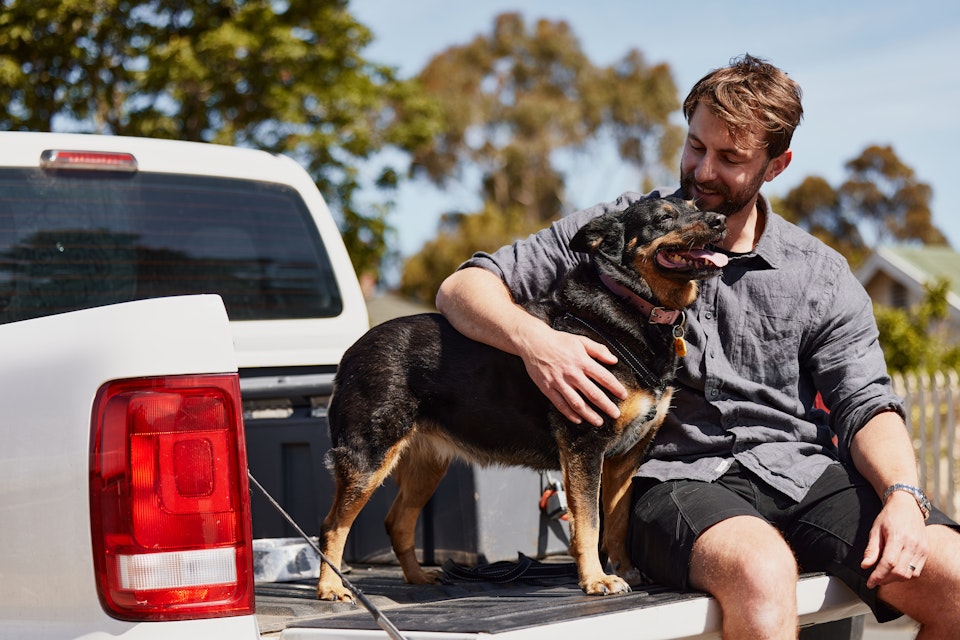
[709,389,719,399]
[704,312,714,320]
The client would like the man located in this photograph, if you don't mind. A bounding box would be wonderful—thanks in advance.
[435,54,960,638]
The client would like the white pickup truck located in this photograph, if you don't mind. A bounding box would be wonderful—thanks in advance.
[0,132,870,640]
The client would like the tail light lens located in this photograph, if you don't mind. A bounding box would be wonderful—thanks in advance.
[90,374,254,621]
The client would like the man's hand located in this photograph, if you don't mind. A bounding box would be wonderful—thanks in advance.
[516,322,628,427]
[861,491,929,589]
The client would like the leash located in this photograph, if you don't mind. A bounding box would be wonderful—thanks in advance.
[442,553,578,583]
[247,471,410,640]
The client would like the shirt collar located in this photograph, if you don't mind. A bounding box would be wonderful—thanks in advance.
[744,195,783,269]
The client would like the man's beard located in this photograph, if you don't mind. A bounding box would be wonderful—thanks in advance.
[679,166,767,217]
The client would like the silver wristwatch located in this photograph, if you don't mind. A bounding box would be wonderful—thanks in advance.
[883,483,932,520]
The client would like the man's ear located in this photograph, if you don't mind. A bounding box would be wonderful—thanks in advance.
[569,215,623,260]
[764,149,792,183]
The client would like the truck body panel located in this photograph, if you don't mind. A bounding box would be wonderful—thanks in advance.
[0,295,259,639]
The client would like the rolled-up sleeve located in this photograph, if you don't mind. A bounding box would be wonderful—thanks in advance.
[803,259,905,461]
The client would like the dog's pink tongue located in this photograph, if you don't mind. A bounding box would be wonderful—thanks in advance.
[686,249,728,267]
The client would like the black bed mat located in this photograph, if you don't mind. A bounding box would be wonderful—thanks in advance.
[254,561,704,635]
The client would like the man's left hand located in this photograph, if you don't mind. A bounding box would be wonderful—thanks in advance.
[861,491,929,588]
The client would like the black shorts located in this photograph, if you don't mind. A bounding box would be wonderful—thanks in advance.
[627,461,959,623]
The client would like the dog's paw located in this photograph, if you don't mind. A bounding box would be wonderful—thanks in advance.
[404,567,446,585]
[581,573,632,596]
[317,581,355,603]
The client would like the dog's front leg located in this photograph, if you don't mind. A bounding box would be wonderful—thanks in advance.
[561,451,632,596]
[600,447,648,586]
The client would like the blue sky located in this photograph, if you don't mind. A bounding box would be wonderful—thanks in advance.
[349,0,960,268]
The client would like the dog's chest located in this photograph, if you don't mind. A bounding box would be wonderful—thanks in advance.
[607,386,671,457]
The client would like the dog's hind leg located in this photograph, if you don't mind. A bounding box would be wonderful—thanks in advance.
[317,442,407,601]
[561,449,632,596]
[385,433,450,585]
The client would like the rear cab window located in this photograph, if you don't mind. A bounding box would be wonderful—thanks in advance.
[0,168,343,324]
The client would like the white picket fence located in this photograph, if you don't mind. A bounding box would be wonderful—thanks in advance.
[892,370,960,520]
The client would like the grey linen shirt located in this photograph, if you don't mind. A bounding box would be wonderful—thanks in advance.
[460,189,905,502]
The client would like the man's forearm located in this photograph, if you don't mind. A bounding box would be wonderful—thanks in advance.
[435,266,540,356]
[850,410,921,498]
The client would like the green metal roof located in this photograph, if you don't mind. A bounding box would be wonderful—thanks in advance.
[884,246,960,297]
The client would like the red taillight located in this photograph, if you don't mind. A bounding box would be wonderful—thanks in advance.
[90,374,254,621]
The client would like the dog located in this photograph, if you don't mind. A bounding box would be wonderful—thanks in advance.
[317,197,727,601]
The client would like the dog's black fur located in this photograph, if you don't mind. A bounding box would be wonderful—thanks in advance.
[317,197,726,601]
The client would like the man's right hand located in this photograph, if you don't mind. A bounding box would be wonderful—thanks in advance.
[515,319,627,426]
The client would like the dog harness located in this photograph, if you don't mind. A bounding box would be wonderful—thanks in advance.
[552,312,674,396]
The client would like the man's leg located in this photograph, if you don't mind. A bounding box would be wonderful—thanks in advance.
[629,469,801,639]
[876,524,960,640]
[689,515,798,640]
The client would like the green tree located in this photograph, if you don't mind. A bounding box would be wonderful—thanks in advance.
[0,0,441,280]
[400,203,547,304]
[399,13,682,302]
[842,145,947,247]
[780,145,948,267]
[874,278,960,373]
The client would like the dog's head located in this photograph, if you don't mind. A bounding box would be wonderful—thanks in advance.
[569,197,727,309]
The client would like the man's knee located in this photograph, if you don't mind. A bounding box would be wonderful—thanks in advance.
[690,515,798,597]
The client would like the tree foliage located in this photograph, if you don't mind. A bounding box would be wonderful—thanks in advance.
[874,278,960,373]
[400,203,548,304]
[780,145,948,267]
[0,0,442,279]
[399,13,682,302]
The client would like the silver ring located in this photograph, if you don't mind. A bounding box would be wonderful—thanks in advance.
[908,564,917,571]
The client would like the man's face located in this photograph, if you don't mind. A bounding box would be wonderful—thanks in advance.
[679,105,780,218]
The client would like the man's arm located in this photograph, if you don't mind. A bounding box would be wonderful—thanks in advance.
[436,266,627,426]
[850,410,929,588]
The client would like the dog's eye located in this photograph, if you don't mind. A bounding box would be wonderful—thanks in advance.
[656,209,679,224]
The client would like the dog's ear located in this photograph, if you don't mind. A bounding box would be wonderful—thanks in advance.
[570,214,624,261]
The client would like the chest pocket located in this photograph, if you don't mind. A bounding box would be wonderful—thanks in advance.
[730,287,805,394]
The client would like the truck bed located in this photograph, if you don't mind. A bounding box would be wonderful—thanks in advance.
[254,560,870,639]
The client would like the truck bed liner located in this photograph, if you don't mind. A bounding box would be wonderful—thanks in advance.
[255,562,869,639]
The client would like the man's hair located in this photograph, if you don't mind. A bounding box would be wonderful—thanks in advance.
[683,54,803,158]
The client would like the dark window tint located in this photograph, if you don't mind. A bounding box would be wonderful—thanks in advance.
[0,168,343,323]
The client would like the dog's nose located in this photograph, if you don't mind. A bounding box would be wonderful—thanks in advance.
[707,212,725,230]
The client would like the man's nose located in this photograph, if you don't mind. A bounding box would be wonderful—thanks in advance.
[694,154,716,182]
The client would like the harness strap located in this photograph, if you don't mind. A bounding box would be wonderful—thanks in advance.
[553,312,667,394]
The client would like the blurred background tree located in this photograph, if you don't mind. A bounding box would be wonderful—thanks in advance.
[399,13,683,302]
[0,0,442,281]
[777,144,948,269]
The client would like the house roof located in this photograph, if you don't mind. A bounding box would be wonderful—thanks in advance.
[857,245,960,310]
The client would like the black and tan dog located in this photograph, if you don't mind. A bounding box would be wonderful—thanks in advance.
[317,197,727,601]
